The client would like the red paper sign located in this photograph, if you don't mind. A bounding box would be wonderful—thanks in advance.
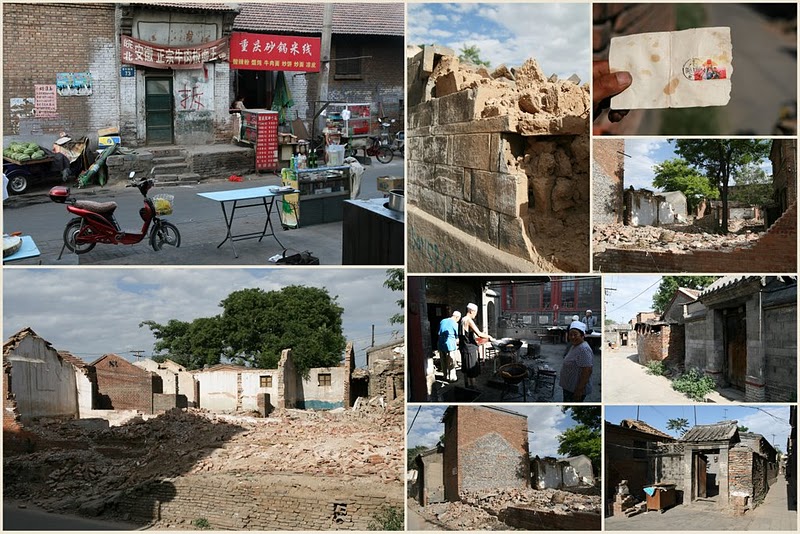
[230,32,321,72]
[120,35,229,70]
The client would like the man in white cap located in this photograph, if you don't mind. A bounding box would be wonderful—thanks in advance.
[582,309,597,332]
[559,320,594,402]
[438,310,461,382]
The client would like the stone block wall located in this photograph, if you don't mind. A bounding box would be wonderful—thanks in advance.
[593,139,625,224]
[763,304,797,402]
[114,474,402,530]
[652,443,685,487]
[407,50,590,272]
[3,3,119,141]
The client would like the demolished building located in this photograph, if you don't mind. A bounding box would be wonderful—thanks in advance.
[407,46,590,273]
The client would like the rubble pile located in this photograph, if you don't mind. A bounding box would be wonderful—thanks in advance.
[4,403,404,516]
[415,488,602,530]
[594,223,763,253]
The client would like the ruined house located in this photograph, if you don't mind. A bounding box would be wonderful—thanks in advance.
[684,276,797,402]
[605,419,675,508]
[768,138,797,225]
[624,188,687,226]
[531,455,595,491]
[134,358,197,407]
[407,46,590,273]
[351,340,404,403]
[3,328,93,421]
[442,405,530,500]
[92,353,163,414]
[193,347,354,413]
[413,445,445,506]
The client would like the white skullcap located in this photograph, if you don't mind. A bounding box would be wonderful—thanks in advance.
[467,303,478,312]
[586,309,593,314]
[569,321,587,334]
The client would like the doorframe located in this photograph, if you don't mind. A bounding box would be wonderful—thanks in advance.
[144,74,175,146]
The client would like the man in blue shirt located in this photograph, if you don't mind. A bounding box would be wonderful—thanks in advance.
[438,310,461,382]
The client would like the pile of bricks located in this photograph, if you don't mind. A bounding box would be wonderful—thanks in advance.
[593,222,763,254]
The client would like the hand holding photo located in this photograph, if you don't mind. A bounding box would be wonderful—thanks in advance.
[609,27,732,109]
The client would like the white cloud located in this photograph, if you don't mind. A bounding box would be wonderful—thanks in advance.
[623,139,669,191]
[737,407,791,450]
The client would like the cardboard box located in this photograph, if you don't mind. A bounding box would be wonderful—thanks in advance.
[98,126,119,137]
[98,136,121,147]
[377,176,404,193]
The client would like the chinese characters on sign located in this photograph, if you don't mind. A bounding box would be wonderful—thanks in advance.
[34,85,57,117]
[120,35,229,70]
[230,32,321,72]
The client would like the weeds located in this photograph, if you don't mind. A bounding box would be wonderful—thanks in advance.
[367,506,403,531]
[192,518,210,530]
[671,369,716,401]
[645,361,667,376]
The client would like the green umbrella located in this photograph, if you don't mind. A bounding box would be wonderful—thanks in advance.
[271,71,294,124]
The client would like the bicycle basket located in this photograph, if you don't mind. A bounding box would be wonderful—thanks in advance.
[152,194,174,215]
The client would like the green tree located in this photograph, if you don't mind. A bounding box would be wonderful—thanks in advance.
[384,268,404,326]
[667,417,690,437]
[737,425,749,433]
[652,158,719,213]
[407,444,429,471]
[672,139,772,233]
[652,276,718,314]
[219,286,346,374]
[558,406,601,474]
[730,163,775,208]
[140,316,225,370]
[458,44,490,67]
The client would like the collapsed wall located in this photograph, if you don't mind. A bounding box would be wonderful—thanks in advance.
[407,47,590,272]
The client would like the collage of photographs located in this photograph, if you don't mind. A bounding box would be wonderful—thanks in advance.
[0,1,797,532]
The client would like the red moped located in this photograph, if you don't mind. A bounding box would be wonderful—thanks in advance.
[49,170,181,258]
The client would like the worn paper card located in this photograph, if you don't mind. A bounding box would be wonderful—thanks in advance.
[609,27,732,109]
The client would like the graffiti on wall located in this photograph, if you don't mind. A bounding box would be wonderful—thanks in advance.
[178,83,206,111]
[409,225,466,273]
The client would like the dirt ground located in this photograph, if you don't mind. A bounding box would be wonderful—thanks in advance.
[3,401,404,525]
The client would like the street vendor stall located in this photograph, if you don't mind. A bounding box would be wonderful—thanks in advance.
[280,165,351,227]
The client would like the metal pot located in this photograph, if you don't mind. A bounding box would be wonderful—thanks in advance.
[386,189,405,212]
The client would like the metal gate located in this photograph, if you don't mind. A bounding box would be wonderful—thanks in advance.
[145,77,173,145]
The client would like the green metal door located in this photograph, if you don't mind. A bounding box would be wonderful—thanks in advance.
[145,77,173,145]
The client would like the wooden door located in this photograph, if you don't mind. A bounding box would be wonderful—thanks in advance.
[725,311,747,390]
[695,453,708,499]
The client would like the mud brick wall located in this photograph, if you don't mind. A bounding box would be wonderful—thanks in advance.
[593,139,625,224]
[3,3,118,139]
[444,407,529,499]
[500,508,600,530]
[116,474,402,530]
[764,305,797,402]
[594,201,797,272]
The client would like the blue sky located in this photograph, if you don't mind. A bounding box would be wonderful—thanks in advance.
[407,405,583,458]
[3,268,401,368]
[407,3,590,83]
[603,275,663,324]
[606,405,792,451]
[621,139,773,191]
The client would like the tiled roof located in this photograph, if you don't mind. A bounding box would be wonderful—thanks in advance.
[619,419,674,439]
[682,421,738,442]
[234,3,404,36]
[58,351,88,369]
[700,276,796,299]
[678,287,701,299]
[141,3,240,12]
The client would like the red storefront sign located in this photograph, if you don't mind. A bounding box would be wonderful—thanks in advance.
[230,32,320,72]
[120,35,229,70]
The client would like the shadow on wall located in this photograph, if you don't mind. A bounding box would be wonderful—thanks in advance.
[3,410,248,527]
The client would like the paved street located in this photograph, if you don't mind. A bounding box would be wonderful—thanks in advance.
[3,502,140,531]
[3,157,403,266]
[603,347,734,404]
[606,479,796,531]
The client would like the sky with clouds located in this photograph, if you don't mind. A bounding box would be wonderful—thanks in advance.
[407,405,582,458]
[407,3,590,82]
[603,275,663,324]
[3,268,401,367]
[612,139,774,191]
[606,405,791,451]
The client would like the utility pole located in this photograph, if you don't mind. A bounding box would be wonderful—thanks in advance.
[371,324,375,347]
[316,3,334,134]
[131,350,145,361]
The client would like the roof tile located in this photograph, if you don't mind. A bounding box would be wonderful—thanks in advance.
[234,3,404,36]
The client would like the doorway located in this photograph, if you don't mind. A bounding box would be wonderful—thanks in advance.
[145,76,174,145]
[693,449,721,501]
[235,70,274,109]
[724,308,747,391]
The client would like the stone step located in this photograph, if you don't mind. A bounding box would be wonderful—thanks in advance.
[148,147,186,158]
[156,173,201,186]
[153,156,187,165]
[154,162,190,173]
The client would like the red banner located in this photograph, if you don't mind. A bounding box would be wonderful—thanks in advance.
[230,32,321,72]
[120,35,229,70]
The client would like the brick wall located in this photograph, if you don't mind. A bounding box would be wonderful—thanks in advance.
[764,304,797,402]
[652,443,685,487]
[595,201,797,272]
[593,139,625,224]
[444,407,529,499]
[113,473,402,530]
[153,394,188,412]
[729,446,766,505]
[500,508,600,530]
[637,325,684,367]
[94,354,161,414]
[3,3,118,141]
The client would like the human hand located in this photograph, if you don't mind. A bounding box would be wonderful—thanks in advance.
[593,60,632,122]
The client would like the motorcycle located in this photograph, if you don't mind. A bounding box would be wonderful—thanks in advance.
[49,170,180,258]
